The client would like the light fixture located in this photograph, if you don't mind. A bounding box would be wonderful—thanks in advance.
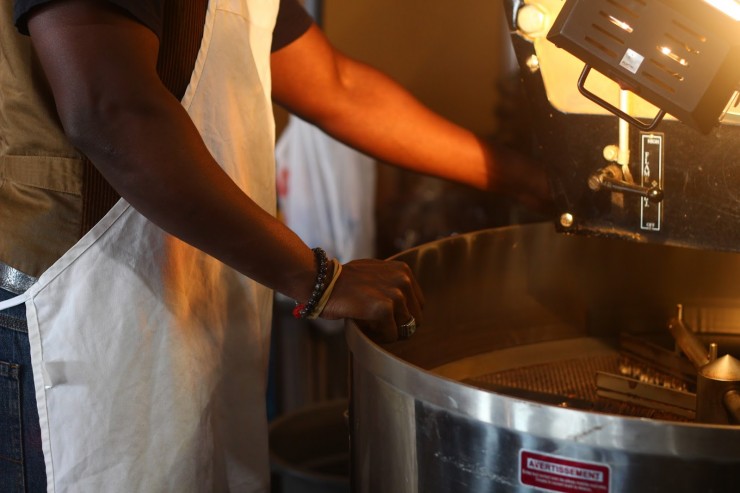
[547,0,740,133]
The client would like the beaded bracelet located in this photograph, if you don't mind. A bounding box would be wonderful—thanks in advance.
[292,247,329,319]
[307,259,342,320]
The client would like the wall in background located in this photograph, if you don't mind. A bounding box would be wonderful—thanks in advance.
[322,0,512,137]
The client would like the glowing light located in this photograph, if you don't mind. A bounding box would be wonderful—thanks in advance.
[704,0,740,21]
[658,46,689,66]
[607,14,633,33]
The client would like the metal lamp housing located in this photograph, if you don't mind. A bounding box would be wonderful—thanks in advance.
[547,0,740,133]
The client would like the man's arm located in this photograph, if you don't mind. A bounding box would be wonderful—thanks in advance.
[26,0,422,341]
[271,24,551,211]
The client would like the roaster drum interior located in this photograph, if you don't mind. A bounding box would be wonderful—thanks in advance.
[380,223,740,423]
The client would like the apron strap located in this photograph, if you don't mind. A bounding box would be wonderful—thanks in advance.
[0,260,35,310]
[0,290,31,311]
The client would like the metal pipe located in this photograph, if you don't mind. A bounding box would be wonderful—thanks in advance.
[618,90,634,183]
[667,304,710,369]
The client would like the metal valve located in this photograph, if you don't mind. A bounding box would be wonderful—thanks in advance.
[588,164,664,203]
[669,304,740,425]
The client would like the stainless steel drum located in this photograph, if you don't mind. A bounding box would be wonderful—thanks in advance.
[347,223,740,493]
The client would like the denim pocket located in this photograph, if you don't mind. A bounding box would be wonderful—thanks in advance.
[0,360,25,492]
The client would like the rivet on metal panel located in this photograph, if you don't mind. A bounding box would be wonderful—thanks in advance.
[559,213,574,228]
[602,145,620,163]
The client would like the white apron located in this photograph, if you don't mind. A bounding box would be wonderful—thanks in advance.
[0,0,279,491]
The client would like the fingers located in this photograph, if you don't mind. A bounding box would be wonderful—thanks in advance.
[399,260,424,321]
[319,258,424,342]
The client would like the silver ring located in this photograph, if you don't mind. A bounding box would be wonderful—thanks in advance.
[398,316,417,339]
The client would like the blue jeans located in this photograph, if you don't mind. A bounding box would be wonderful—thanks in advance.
[0,288,46,492]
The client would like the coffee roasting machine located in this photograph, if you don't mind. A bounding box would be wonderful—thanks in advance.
[348,1,740,492]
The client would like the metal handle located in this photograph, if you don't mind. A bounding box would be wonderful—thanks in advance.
[578,65,667,131]
[588,165,664,203]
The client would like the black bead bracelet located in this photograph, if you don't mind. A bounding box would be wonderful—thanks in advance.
[292,247,329,319]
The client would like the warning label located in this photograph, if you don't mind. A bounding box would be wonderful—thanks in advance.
[520,450,610,493]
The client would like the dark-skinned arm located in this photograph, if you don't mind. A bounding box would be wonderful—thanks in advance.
[27,0,422,341]
[271,24,551,212]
